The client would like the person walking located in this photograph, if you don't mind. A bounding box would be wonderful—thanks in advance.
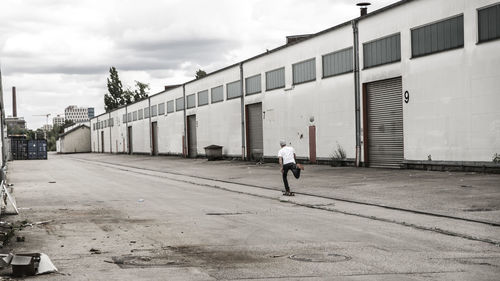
[278,140,304,196]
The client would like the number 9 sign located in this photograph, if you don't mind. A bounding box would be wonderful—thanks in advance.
[404,91,410,104]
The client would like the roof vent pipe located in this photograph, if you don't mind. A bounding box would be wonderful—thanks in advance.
[357,2,371,16]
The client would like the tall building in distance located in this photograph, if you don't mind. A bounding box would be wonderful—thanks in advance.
[87,107,95,119]
[64,106,94,124]
[52,115,65,126]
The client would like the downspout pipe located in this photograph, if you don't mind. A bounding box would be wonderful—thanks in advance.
[352,19,362,167]
[239,63,245,160]
[148,96,152,155]
[183,84,187,158]
[125,105,128,153]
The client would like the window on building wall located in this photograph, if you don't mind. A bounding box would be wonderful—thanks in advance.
[132,111,138,121]
[187,94,196,108]
[266,67,285,91]
[245,74,261,95]
[167,100,174,113]
[323,47,353,78]
[226,80,241,99]
[158,103,165,115]
[293,58,316,85]
[176,97,185,111]
[93,123,95,130]
[478,3,500,43]
[123,114,127,124]
[127,113,132,122]
[198,90,209,106]
[411,15,464,58]
[363,33,401,68]
[144,107,150,118]
[151,105,158,117]
[211,85,224,103]
[138,109,143,120]
[109,118,113,127]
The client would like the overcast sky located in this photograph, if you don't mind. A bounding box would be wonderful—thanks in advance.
[0,0,398,129]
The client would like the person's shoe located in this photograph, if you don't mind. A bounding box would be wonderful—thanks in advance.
[297,164,304,170]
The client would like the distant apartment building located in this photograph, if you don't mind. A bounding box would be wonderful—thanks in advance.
[53,115,65,126]
[64,106,94,124]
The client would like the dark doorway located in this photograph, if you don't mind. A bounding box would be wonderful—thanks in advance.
[187,115,197,158]
[246,103,263,161]
[152,122,158,156]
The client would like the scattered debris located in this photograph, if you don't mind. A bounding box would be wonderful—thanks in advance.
[21,220,53,227]
[7,183,14,187]
[130,240,136,244]
[90,248,102,254]
[48,181,56,184]
[138,199,144,203]
[16,236,25,242]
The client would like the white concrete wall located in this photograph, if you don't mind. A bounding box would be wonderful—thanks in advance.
[90,0,500,164]
[161,87,185,155]
[184,66,242,156]
[359,0,500,162]
[244,24,355,159]
[126,99,150,154]
[60,126,91,153]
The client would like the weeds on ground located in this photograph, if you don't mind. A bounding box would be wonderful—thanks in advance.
[331,143,347,167]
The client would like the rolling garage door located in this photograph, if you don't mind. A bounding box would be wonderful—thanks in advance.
[246,103,263,161]
[366,77,403,168]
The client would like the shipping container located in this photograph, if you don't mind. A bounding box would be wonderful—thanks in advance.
[10,137,27,160]
[27,140,47,160]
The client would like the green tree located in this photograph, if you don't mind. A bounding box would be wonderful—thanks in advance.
[105,66,124,111]
[133,81,149,101]
[195,69,207,79]
[104,67,150,109]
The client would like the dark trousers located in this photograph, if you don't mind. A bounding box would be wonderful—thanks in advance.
[282,163,300,192]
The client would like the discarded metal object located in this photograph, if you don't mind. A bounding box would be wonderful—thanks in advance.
[0,253,57,277]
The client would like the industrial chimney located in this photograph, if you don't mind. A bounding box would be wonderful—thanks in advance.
[12,86,17,117]
[357,2,371,16]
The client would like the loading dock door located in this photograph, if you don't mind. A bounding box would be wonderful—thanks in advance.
[127,126,133,155]
[246,103,263,161]
[187,115,197,158]
[365,77,403,168]
[152,122,158,156]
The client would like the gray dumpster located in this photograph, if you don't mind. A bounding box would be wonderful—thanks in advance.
[204,145,223,161]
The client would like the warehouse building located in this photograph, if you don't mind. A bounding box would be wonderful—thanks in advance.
[91,0,500,171]
[57,124,91,154]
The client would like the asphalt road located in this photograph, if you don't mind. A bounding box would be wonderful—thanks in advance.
[3,153,500,280]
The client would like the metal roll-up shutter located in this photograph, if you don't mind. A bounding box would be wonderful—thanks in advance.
[187,115,197,158]
[366,77,403,168]
[247,103,263,160]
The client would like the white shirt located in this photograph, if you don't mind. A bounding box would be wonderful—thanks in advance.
[278,146,295,165]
